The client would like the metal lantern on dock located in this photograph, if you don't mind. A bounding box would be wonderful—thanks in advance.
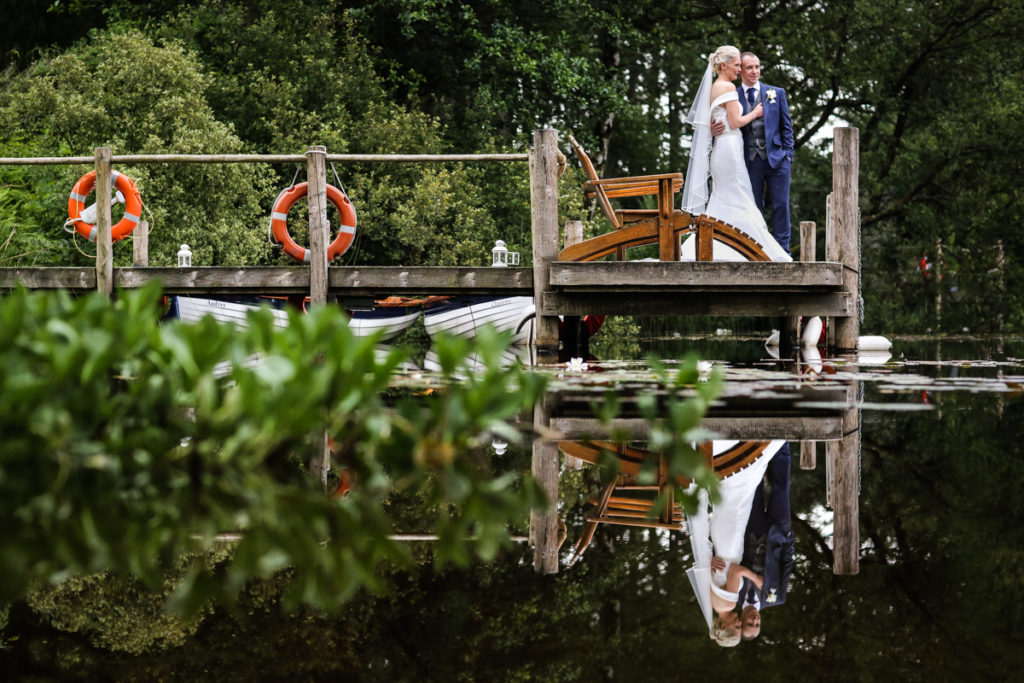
[491,240,519,267]
[177,244,192,267]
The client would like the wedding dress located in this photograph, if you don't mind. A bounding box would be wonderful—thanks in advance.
[681,89,791,262]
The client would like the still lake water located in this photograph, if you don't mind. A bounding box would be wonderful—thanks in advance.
[3,336,1023,681]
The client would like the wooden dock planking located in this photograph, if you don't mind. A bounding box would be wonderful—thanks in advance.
[2,262,849,318]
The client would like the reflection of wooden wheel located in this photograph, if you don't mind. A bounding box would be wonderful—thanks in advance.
[560,440,772,566]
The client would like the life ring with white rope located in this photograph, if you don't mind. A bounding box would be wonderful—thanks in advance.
[67,170,143,242]
[269,182,357,263]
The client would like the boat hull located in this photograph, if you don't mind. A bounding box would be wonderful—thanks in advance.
[166,296,421,341]
[422,296,535,345]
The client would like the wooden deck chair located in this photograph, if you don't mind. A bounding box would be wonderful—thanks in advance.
[562,135,689,262]
[561,439,773,566]
[560,135,774,263]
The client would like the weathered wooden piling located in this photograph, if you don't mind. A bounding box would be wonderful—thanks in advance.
[306,145,330,306]
[133,221,149,267]
[529,128,560,361]
[305,145,332,488]
[828,128,860,350]
[94,147,113,296]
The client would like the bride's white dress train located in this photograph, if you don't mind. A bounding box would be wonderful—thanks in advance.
[681,92,791,263]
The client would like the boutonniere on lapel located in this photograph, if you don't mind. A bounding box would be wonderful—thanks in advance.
[766,589,778,604]
[766,89,778,104]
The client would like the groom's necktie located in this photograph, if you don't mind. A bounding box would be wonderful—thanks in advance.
[747,87,757,110]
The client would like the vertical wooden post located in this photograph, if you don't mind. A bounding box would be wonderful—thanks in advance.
[561,220,584,471]
[530,129,561,361]
[828,128,860,350]
[789,220,818,357]
[133,220,149,267]
[564,218,583,247]
[305,145,331,488]
[696,216,713,262]
[94,147,113,296]
[800,221,817,262]
[306,145,329,306]
[657,177,676,261]
[531,393,560,574]
[800,440,816,470]
[828,387,861,574]
[935,238,943,331]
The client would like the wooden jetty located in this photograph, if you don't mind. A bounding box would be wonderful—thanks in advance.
[0,128,865,576]
[0,127,862,353]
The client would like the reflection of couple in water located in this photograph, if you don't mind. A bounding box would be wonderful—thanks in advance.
[687,442,794,647]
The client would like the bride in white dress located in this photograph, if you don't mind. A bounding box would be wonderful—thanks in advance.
[681,46,791,263]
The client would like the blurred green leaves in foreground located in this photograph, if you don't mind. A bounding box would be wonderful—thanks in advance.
[0,284,719,615]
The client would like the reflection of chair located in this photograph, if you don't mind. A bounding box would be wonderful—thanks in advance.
[559,135,773,263]
[561,440,772,566]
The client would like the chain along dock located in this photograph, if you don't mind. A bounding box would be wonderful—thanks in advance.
[0,127,862,355]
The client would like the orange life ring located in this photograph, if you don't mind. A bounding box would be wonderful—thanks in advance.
[67,170,143,242]
[269,182,357,263]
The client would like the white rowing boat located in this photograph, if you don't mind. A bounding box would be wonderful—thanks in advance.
[166,296,422,342]
[422,295,535,345]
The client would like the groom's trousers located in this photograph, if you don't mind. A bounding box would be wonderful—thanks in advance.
[747,156,792,252]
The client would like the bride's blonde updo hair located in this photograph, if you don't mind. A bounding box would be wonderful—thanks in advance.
[709,45,741,74]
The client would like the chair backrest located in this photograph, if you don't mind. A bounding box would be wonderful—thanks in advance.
[567,134,621,230]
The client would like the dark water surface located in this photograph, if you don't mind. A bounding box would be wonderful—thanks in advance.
[3,337,1023,681]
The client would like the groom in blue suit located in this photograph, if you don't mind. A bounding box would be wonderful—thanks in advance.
[737,442,795,639]
[737,53,795,252]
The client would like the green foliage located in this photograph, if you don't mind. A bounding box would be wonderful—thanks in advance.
[25,552,226,654]
[0,284,552,613]
[0,30,274,266]
[7,0,1024,327]
[0,139,74,267]
[152,1,525,267]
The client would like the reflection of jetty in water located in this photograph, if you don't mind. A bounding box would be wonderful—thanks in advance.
[530,379,863,582]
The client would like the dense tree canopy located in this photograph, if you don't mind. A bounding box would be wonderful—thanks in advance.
[4,0,1023,330]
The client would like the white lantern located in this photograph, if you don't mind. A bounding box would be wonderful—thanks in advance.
[492,438,509,455]
[491,240,520,267]
[177,244,192,267]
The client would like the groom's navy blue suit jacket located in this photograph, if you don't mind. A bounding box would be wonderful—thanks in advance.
[740,443,795,608]
[737,82,795,170]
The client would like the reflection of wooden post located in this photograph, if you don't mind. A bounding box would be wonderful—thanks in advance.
[133,220,148,267]
[800,441,816,470]
[935,238,943,331]
[94,147,113,296]
[561,220,584,471]
[306,145,331,488]
[530,129,561,362]
[828,128,860,350]
[996,239,1004,332]
[828,386,860,574]
[531,393,560,573]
